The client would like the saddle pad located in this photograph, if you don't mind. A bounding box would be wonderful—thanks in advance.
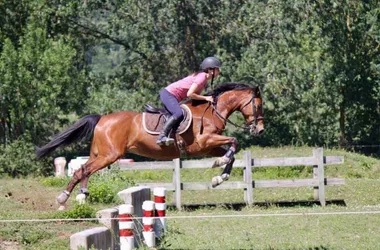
[142,104,192,135]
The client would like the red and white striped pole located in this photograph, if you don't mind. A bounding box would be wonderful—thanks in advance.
[154,187,167,237]
[119,204,134,250]
[142,200,155,247]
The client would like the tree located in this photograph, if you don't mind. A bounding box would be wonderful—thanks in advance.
[229,0,380,149]
[0,18,87,145]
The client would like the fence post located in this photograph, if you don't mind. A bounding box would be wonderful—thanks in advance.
[173,158,182,210]
[243,151,253,205]
[313,148,326,206]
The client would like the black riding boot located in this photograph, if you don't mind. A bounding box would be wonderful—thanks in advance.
[156,116,179,146]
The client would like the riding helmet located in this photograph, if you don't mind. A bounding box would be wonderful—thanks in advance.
[200,56,222,70]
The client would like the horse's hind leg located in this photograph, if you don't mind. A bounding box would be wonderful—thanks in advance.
[56,158,93,206]
[208,147,236,188]
[57,155,119,206]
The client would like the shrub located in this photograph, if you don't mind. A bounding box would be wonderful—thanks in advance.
[39,176,70,187]
[60,203,96,219]
[0,137,53,177]
[88,171,135,204]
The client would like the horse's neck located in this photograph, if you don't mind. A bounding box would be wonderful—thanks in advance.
[215,92,242,119]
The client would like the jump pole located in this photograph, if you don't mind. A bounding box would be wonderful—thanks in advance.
[142,200,156,247]
[153,187,167,237]
[119,204,134,250]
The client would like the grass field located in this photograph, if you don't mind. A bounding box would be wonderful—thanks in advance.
[1,146,380,249]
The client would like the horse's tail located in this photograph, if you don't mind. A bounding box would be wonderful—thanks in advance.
[36,114,102,159]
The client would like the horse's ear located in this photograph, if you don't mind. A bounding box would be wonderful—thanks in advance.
[255,86,261,97]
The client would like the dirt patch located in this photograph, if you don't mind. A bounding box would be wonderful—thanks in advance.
[57,231,71,239]
[0,240,19,250]
[0,178,60,211]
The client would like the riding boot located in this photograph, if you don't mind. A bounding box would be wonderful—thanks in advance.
[156,116,179,146]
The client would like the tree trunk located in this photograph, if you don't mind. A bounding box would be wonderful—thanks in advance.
[339,87,347,147]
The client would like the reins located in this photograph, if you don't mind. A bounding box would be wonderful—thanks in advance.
[211,105,250,130]
[199,102,212,134]
[210,94,256,131]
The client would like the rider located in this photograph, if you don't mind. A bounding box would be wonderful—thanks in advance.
[156,56,222,146]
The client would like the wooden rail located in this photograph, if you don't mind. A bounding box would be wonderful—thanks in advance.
[117,148,344,209]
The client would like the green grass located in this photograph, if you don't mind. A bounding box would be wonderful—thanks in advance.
[0,146,379,249]
[163,207,380,249]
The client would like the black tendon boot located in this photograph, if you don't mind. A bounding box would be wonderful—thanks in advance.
[156,116,179,146]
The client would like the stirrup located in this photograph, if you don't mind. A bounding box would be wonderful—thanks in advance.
[156,136,174,146]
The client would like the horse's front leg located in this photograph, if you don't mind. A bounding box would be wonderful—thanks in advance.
[208,147,236,187]
[198,134,238,168]
[198,134,238,187]
[212,158,235,188]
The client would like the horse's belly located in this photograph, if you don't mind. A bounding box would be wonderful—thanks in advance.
[128,145,181,160]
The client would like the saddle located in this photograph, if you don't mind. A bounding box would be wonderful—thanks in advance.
[142,104,192,135]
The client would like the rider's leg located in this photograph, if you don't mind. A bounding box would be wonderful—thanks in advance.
[157,89,183,146]
[156,116,180,145]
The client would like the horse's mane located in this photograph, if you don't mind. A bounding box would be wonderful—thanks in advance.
[188,82,256,106]
[206,82,255,98]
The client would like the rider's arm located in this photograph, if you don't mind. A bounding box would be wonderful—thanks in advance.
[187,83,213,102]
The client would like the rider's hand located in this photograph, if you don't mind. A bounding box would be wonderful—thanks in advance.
[205,96,214,103]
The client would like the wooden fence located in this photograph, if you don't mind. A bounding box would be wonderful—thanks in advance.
[117,148,344,209]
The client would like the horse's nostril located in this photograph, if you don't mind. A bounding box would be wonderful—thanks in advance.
[258,129,264,135]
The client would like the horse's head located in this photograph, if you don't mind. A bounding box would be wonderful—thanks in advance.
[240,86,264,136]
[210,83,264,136]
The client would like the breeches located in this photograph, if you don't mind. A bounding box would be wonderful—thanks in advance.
[159,89,184,120]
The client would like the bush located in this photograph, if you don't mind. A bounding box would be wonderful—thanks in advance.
[39,176,70,187]
[0,137,53,177]
[88,171,135,204]
[40,170,135,205]
[60,203,96,219]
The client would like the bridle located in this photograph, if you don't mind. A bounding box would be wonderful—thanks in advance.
[211,91,264,133]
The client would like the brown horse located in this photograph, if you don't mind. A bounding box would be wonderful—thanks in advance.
[37,83,264,205]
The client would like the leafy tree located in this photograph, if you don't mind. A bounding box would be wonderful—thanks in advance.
[230,0,380,150]
[0,20,86,145]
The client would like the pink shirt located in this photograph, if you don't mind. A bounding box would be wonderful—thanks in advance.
[165,72,208,101]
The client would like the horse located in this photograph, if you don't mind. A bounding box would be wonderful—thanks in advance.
[36,83,264,206]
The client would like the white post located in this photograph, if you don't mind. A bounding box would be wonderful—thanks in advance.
[142,201,155,247]
[153,187,167,237]
[54,157,66,177]
[313,148,326,206]
[119,204,134,250]
[173,158,182,210]
[243,151,253,205]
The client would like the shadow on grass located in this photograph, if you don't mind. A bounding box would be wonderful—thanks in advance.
[169,199,346,211]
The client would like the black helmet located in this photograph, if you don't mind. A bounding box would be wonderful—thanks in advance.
[200,56,221,70]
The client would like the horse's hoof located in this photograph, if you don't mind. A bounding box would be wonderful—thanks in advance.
[221,173,230,181]
[76,193,87,205]
[57,191,70,205]
[211,176,223,188]
[58,205,66,211]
